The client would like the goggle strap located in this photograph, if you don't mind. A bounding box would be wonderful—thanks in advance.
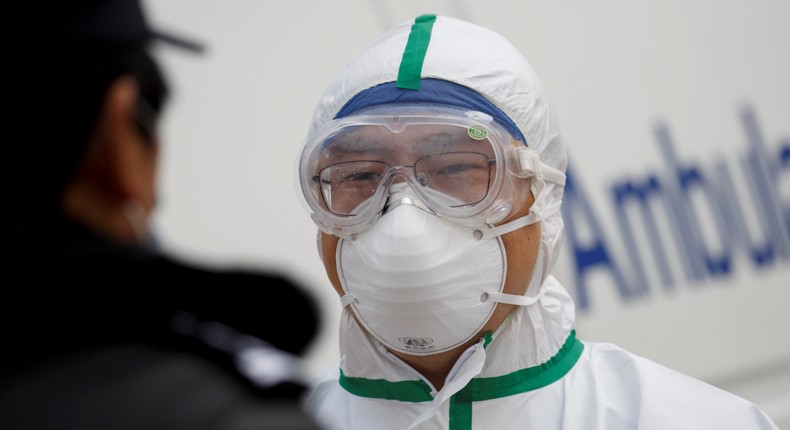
[516,148,566,186]
[540,165,567,186]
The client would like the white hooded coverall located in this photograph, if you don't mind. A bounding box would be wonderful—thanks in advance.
[299,14,780,430]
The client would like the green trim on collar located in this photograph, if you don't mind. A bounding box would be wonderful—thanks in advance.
[445,331,583,428]
[482,331,493,348]
[339,369,433,402]
[464,329,583,400]
[396,14,437,90]
[338,330,583,407]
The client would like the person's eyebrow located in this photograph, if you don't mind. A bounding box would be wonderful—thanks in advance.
[322,134,392,165]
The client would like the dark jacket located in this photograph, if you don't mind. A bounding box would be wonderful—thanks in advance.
[0,213,323,430]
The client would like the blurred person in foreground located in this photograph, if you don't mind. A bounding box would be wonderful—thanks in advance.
[293,13,779,429]
[0,1,322,429]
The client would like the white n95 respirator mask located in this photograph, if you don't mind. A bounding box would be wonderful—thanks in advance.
[336,186,539,355]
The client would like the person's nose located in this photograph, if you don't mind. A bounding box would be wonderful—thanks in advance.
[383,182,414,213]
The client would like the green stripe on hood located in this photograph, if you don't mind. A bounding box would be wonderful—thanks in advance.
[396,14,437,90]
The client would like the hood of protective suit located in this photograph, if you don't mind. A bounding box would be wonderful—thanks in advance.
[307,14,568,282]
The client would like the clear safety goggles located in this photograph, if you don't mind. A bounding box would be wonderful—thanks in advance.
[295,105,535,237]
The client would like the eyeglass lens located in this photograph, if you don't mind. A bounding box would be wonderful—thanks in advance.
[316,152,492,215]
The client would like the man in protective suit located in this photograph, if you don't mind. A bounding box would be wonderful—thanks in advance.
[293,13,779,430]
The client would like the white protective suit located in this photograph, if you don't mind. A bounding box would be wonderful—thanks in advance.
[300,14,780,430]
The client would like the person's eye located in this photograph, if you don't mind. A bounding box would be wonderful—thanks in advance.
[342,171,381,182]
[435,162,481,176]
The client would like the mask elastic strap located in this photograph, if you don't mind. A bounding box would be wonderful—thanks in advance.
[484,287,545,307]
[482,234,549,308]
[477,201,561,240]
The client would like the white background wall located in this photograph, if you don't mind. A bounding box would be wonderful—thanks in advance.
[143,1,789,426]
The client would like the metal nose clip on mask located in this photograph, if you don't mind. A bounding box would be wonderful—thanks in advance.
[336,184,545,356]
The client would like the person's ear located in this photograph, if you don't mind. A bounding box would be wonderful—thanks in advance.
[61,75,158,243]
[99,75,159,211]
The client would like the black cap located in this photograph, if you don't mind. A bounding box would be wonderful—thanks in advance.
[22,0,204,53]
